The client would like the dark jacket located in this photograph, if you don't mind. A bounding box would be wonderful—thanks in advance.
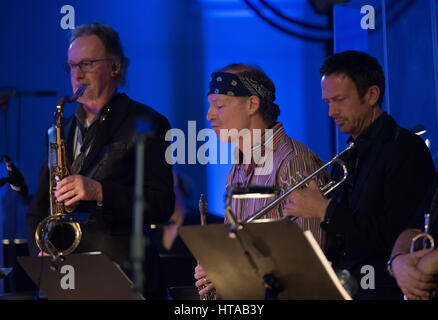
[26,93,174,299]
[323,112,435,300]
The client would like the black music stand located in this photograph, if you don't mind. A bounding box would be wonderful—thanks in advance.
[179,218,352,300]
[17,252,141,300]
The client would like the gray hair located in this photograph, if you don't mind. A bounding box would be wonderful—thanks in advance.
[70,23,130,87]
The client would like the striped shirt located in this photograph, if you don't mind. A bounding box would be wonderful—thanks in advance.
[224,122,328,246]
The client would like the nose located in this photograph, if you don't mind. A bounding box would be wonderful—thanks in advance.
[328,102,337,118]
[206,105,215,122]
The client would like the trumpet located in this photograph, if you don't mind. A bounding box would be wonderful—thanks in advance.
[35,85,86,260]
[410,213,435,253]
[404,213,435,300]
[244,142,355,223]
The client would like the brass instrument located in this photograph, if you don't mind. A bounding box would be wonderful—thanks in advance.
[35,85,86,259]
[410,213,435,253]
[404,213,435,300]
[198,194,216,300]
[243,142,355,223]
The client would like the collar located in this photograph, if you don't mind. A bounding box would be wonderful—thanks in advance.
[347,112,389,157]
[75,92,120,132]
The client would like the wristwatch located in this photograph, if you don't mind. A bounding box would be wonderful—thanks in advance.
[387,253,403,277]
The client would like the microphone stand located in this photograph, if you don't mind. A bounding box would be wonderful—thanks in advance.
[0,89,57,112]
[130,132,150,299]
[1,155,28,293]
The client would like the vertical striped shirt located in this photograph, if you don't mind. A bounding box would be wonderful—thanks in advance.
[225,122,328,247]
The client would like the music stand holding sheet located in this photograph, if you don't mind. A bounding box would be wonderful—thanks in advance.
[179,218,352,300]
[17,252,140,300]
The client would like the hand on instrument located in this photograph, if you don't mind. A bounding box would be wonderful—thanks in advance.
[392,249,437,300]
[55,175,103,206]
[194,264,217,298]
[283,180,330,219]
[417,249,438,277]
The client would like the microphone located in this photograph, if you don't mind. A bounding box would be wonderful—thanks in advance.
[0,89,57,97]
[2,155,28,197]
[0,89,57,112]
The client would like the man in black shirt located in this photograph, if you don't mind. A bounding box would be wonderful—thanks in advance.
[284,50,435,299]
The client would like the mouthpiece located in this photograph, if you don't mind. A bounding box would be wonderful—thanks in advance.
[68,85,87,103]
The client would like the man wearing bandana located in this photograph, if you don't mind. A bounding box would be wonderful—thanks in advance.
[194,63,328,299]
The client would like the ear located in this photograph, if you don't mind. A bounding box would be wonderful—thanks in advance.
[111,59,121,77]
[366,85,380,107]
[247,95,261,116]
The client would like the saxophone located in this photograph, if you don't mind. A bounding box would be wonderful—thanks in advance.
[34,86,86,258]
[198,194,217,300]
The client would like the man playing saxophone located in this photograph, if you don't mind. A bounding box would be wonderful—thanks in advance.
[26,23,174,299]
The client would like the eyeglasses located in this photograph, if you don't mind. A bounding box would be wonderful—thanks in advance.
[64,58,111,73]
